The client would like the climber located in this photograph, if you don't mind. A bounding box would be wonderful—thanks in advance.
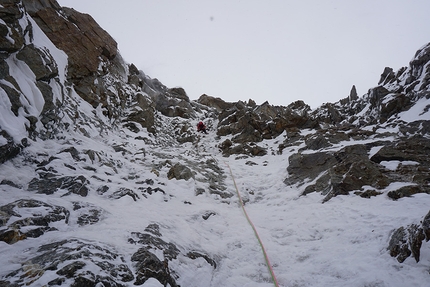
[197,121,208,134]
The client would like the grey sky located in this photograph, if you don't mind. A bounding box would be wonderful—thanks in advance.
[57,0,430,108]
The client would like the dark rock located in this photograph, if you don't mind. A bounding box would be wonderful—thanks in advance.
[313,102,345,125]
[220,142,267,157]
[0,229,26,244]
[124,93,156,133]
[349,85,358,100]
[197,94,235,112]
[23,1,117,80]
[0,179,21,188]
[140,186,165,196]
[167,162,194,181]
[304,134,330,150]
[388,227,411,263]
[73,202,104,226]
[21,0,135,125]
[28,174,89,196]
[0,81,22,116]
[69,277,95,287]
[354,189,383,198]
[2,239,134,286]
[97,185,109,194]
[422,210,430,241]
[286,152,337,185]
[219,139,232,150]
[380,94,412,123]
[169,87,189,101]
[129,231,181,285]
[0,1,26,52]
[0,131,23,164]
[379,67,395,85]
[0,199,69,244]
[388,224,426,263]
[202,211,217,220]
[109,188,140,201]
[371,136,430,164]
[323,145,389,202]
[408,224,425,262]
[129,232,180,260]
[369,86,391,109]
[144,223,162,237]
[288,144,391,202]
[112,144,129,155]
[60,146,81,161]
[131,248,178,286]
[387,185,426,200]
[16,43,58,81]
[195,187,205,195]
[153,92,195,119]
[217,100,316,148]
[56,261,86,278]
[187,251,217,268]
[36,81,59,132]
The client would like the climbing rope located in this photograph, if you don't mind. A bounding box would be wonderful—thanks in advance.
[224,161,280,287]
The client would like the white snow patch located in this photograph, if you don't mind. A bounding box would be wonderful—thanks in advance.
[398,97,430,122]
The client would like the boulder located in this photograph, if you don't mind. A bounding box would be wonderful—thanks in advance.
[388,224,425,263]
[387,227,411,263]
[153,92,196,119]
[198,94,235,112]
[422,210,430,241]
[387,185,426,200]
[167,163,194,180]
[131,248,178,286]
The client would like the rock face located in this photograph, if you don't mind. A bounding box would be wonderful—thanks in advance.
[1,0,430,285]
[388,223,426,263]
[23,0,120,107]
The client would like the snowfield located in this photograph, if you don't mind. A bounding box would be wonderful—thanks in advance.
[1,115,429,286]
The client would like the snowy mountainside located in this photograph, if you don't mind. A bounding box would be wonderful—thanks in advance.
[1,0,430,286]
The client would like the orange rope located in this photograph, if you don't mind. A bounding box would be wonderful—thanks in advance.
[225,161,280,287]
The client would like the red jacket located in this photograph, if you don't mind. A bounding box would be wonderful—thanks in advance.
[197,122,206,131]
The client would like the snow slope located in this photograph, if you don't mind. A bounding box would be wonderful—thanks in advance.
[1,112,429,286]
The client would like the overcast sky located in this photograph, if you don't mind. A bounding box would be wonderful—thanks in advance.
[57,0,430,108]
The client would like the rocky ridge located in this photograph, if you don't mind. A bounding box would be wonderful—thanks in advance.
[0,0,430,286]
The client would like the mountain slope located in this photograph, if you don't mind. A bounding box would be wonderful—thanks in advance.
[1,1,430,286]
